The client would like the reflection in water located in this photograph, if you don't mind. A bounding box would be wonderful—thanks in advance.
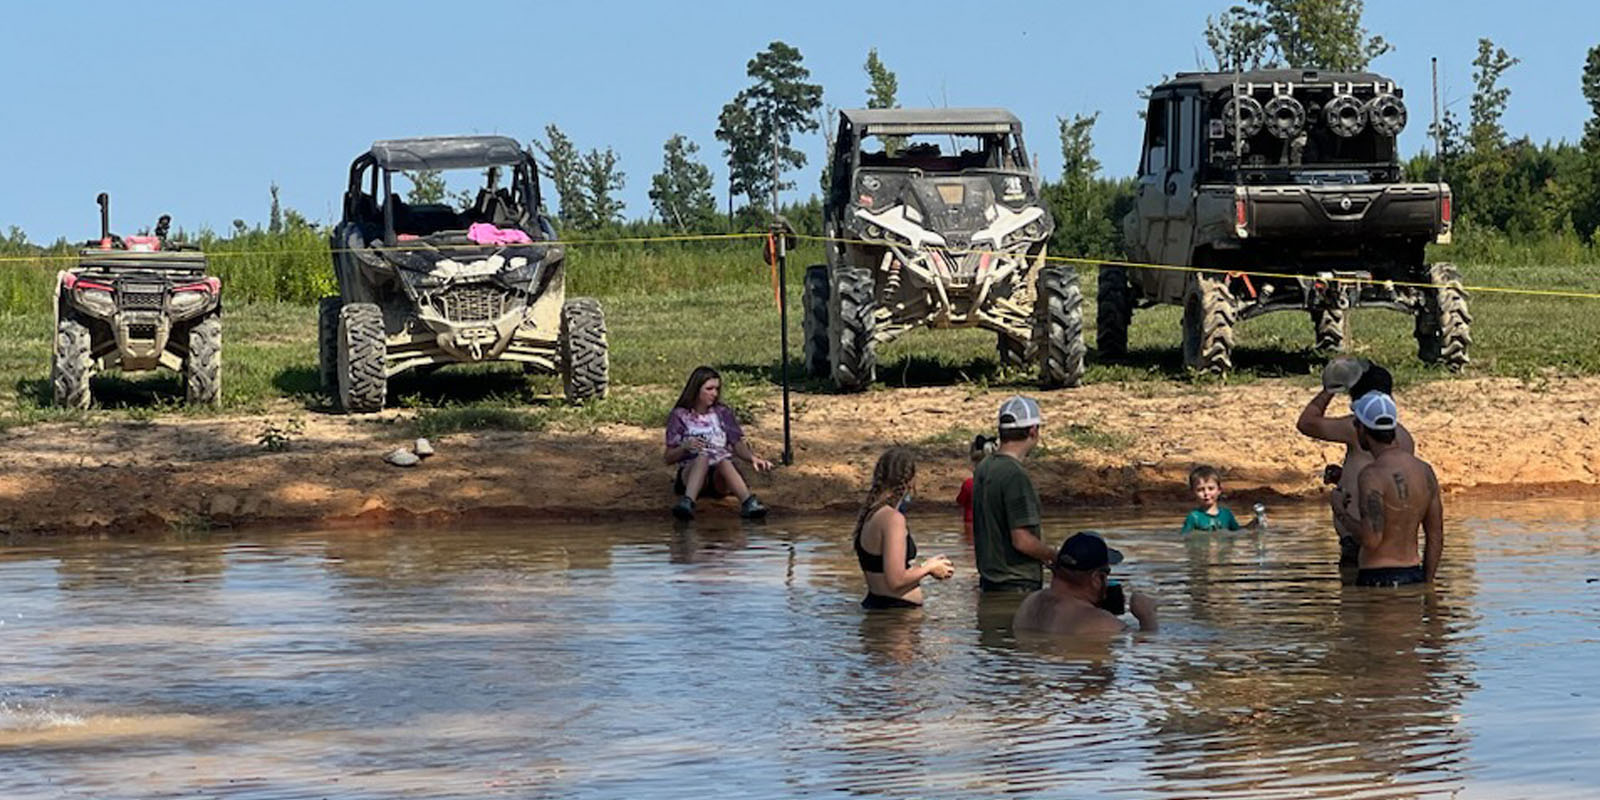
[0,500,1596,798]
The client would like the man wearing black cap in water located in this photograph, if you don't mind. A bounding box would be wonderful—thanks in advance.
[1331,392,1444,587]
[1013,532,1158,635]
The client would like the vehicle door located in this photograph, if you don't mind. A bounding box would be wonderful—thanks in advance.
[1132,96,1171,268]
[1163,91,1200,266]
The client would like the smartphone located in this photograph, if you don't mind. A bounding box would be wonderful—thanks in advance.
[1323,464,1343,486]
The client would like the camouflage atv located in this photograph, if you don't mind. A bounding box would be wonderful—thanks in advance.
[52,194,222,409]
[805,108,1083,391]
[1105,70,1466,372]
[322,135,607,412]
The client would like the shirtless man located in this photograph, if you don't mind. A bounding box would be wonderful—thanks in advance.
[1013,532,1158,635]
[1297,359,1415,566]
[1331,393,1443,587]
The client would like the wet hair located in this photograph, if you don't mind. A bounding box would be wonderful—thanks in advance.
[998,425,1035,443]
[674,366,722,410]
[1349,363,1394,400]
[1359,424,1397,445]
[1188,465,1222,490]
[853,447,917,539]
[970,434,997,464]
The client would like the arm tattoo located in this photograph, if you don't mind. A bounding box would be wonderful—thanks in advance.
[1394,473,1410,500]
[1364,490,1386,531]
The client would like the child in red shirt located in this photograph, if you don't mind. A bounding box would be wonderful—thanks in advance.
[956,434,997,542]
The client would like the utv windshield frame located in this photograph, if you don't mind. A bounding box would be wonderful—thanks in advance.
[343,136,546,246]
[829,109,1036,213]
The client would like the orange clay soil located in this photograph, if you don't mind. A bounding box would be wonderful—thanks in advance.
[2,377,1598,536]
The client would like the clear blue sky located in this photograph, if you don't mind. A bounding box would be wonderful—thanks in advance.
[4,1,1594,242]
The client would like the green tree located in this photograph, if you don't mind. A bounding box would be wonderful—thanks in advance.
[534,124,590,228]
[580,147,626,229]
[863,48,905,157]
[1203,0,1390,71]
[1458,38,1521,230]
[1043,113,1134,259]
[715,41,824,213]
[404,170,448,204]
[649,134,717,232]
[268,183,283,234]
[1581,44,1600,152]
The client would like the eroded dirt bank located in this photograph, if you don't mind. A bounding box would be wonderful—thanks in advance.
[3,377,1598,536]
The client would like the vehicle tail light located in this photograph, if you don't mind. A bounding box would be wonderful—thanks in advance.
[1441,194,1452,224]
[1234,195,1249,238]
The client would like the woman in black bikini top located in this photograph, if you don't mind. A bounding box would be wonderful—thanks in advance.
[853,448,954,609]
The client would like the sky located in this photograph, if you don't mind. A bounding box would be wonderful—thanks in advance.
[4,1,1596,242]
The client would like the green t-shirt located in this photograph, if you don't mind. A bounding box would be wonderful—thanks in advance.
[971,453,1044,590]
[1181,507,1241,534]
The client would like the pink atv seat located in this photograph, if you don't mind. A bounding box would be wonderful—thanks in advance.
[123,235,161,252]
[467,223,532,245]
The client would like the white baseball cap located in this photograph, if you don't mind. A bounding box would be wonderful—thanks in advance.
[1352,391,1399,431]
[998,396,1043,430]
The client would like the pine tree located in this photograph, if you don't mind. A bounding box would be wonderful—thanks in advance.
[715,41,824,213]
[581,147,626,229]
[649,135,717,232]
[863,49,904,156]
[534,124,590,229]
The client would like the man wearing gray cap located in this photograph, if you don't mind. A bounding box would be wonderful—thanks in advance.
[972,396,1057,592]
[1331,392,1444,587]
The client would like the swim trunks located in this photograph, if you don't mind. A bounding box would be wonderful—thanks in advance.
[861,593,922,610]
[1339,535,1361,567]
[1355,565,1426,587]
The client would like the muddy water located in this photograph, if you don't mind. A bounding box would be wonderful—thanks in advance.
[2,501,1598,799]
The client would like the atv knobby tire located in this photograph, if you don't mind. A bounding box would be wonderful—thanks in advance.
[560,297,609,402]
[1414,262,1471,371]
[1182,273,1236,373]
[801,265,830,378]
[1096,264,1132,358]
[336,303,387,413]
[1036,265,1086,388]
[997,333,1028,369]
[52,310,94,410]
[1311,307,1347,352]
[317,295,341,393]
[829,265,876,392]
[184,312,223,405]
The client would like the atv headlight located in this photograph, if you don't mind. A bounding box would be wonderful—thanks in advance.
[76,288,116,316]
[168,289,211,317]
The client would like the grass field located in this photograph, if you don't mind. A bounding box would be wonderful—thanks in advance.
[2,235,1598,433]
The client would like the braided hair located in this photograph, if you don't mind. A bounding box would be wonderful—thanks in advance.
[854,447,918,540]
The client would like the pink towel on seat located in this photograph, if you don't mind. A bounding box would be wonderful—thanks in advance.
[468,223,533,245]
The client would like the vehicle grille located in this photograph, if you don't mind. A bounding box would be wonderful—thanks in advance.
[118,290,164,311]
[436,285,510,323]
[128,323,158,340]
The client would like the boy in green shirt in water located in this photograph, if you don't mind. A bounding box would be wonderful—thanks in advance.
[1181,465,1261,534]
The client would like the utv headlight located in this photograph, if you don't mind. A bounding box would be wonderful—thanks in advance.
[76,288,116,316]
[864,223,884,240]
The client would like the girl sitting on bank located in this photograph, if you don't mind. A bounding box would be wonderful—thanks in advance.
[854,447,955,609]
[664,366,771,520]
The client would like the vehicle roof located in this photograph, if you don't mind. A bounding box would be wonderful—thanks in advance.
[840,108,1020,135]
[1158,69,1395,94]
[368,135,528,170]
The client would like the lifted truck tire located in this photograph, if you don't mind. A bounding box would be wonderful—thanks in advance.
[1311,307,1348,352]
[1096,264,1132,358]
[1415,262,1471,371]
[337,303,387,413]
[184,313,223,405]
[1182,273,1236,373]
[801,265,830,378]
[317,295,341,393]
[560,297,609,402]
[1037,265,1086,388]
[830,265,876,392]
[52,311,94,410]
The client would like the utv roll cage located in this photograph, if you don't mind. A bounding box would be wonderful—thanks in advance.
[342,135,548,246]
[828,109,1035,209]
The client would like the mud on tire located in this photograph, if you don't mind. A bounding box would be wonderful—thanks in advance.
[1311,306,1347,352]
[829,265,876,392]
[1096,264,1132,358]
[184,313,223,405]
[317,295,341,393]
[561,297,609,402]
[1414,262,1471,371]
[52,310,94,410]
[801,265,830,378]
[997,333,1029,369]
[1182,273,1236,373]
[337,303,387,413]
[1036,265,1086,388]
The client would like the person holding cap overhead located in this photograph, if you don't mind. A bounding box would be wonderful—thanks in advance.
[972,396,1057,592]
[1297,357,1416,566]
[1013,532,1159,635]
[1331,392,1444,587]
